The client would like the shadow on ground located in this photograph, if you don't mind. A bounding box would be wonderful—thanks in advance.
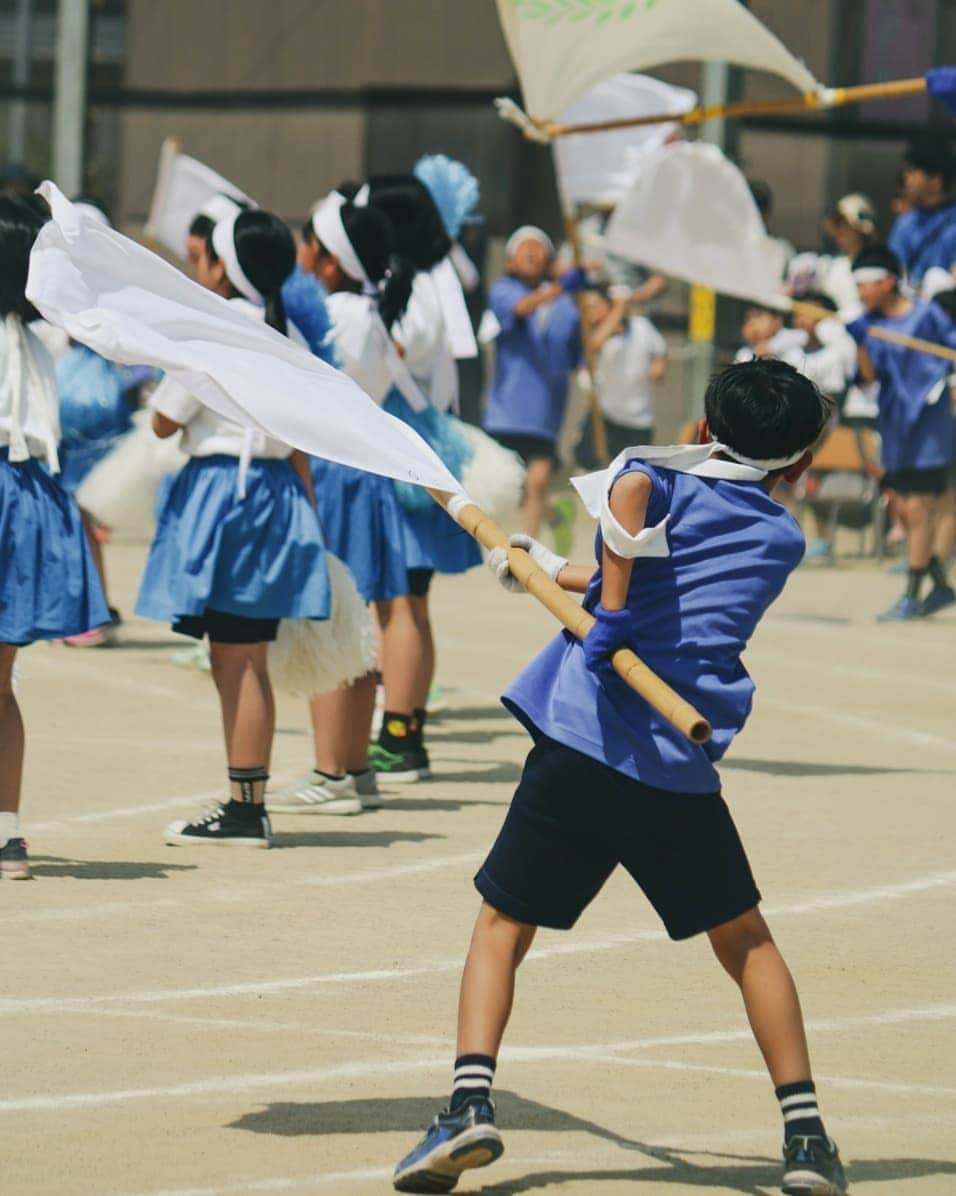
[272,830,443,850]
[722,757,950,778]
[27,856,197,880]
[432,705,513,723]
[432,763,523,786]
[377,795,506,813]
[230,1091,956,1192]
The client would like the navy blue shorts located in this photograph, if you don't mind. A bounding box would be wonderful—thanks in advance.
[173,608,279,644]
[475,736,760,940]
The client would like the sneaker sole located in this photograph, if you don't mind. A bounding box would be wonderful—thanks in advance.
[783,1174,846,1196]
[163,832,271,848]
[374,767,431,784]
[0,865,32,879]
[393,1126,504,1192]
[359,796,383,810]
[266,798,363,815]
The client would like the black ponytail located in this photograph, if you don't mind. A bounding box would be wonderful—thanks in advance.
[379,253,416,329]
[336,202,415,325]
[365,174,451,272]
[206,209,296,336]
[0,192,49,321]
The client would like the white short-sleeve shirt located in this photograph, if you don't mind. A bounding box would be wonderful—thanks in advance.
[596,316,667,430]
[0,318,60,460]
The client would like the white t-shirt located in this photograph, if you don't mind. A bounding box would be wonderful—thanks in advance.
[326,290,428,412]
[150,299,298,459]
[392,272,458,413]
[596,316,666,429]
[0,315,60,463]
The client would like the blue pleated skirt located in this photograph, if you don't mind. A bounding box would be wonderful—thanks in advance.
[135,455,330,623]
[383,391,482,577]
[0,451,110,644]
[310,458,409,602]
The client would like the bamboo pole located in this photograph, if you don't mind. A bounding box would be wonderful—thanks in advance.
[790,298,956,363]
[542,76,928,140]
[428,487,712,745]
[564,209,609,463]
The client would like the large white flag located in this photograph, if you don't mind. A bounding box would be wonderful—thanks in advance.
[602,141,787,305]
[496,0,820,127]
[144,139,255,259]
[28,184,462,496]
[552,72,696,206]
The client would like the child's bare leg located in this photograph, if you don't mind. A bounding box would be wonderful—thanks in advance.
[899,492,935,570]
[210,641,274,802]
[80,508,111,606]
[932,488,956,563]
[345,672,377,773]
[0,645,23,818]
[409,594,435,711]
[457,902,537,1057]
[309,685,349,776]
[709,907,811,1085]
[522,458,553,538]
[377,597,418,716]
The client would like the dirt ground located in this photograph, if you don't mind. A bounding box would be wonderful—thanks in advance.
[2,525,955,1196]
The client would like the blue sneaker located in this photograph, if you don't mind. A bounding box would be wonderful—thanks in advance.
[393,1096,503,1192]
[876,595,923,622]
[782,1134,848,1194]
[920,583,956,617]
[804,538,832,561]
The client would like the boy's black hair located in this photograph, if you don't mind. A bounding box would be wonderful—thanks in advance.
[742,301,786,320]
[705,359,831,467]
[850,243,902,277]
[205,209,295,335]
[0,192,49,321]
[799,290,838,313]
[904,133,956,189]
[189,213,214,240]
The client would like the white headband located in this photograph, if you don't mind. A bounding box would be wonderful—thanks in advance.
[851,267,894,283]
[312,194,369,284]
[211,211,263,306]
[200,193,244,224]
[505,225,554,259]
[716,443,807,471]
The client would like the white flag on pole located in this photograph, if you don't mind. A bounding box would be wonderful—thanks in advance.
[602,142,787,305]
[495,0,820,127]
[144,139,255,259]
[28,184,463,496]
[552,72,696,206]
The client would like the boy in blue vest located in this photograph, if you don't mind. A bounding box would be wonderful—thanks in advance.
[849,244,956,620]
[393,359,847,1196]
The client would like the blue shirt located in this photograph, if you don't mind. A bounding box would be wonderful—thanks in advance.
[504,460,805,794]
[888,203,956,284]
[482,275,581,442]
[866,300,956,471]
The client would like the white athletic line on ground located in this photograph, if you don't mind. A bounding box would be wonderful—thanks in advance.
[18,647,211,705]
[300,850,483,890]
[6,1004,956,1115]
[758,649,956,699]
[23,788,230,833]
[3,869,954,1010]
[761,696,956,755]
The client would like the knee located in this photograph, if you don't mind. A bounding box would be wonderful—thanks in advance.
[476,903,536,964]
[708,908,772,981]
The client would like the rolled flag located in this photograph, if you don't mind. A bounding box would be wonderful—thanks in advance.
[28,184,463,497]
[602,142,787,307]
[552,73,696,207]
[144,138,255,259]
[926,66,956,115]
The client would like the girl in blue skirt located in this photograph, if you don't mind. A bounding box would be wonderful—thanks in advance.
[137,209,330,849]
[270,192,423,811]
[0,194,110,879]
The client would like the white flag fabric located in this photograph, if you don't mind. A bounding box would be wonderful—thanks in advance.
[602,142,787,305]
[552,72,696,206]
[28,184,463,496]
[496,0,820,126]
[144,139,255,259]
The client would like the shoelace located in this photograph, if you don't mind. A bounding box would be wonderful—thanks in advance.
[191,802,227,826]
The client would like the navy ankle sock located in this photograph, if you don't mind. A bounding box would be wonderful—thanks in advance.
[928,555,949,589]
[776,1080,826,1142]
[450,1054,496,1110]
[907,567,927,601]
[379,711,412,754]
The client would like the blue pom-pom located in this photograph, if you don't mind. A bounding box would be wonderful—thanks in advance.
[926,67,956,115]
[281,265,339,366]
[413,154,480,240]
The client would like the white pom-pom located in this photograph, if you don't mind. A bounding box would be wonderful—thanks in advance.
[459,424,526,522]
[268,554,376,697]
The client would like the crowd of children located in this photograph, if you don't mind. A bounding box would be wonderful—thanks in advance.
[4,121,956,1196]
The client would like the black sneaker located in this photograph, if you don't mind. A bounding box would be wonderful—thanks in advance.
[369,742,431,783]
[783,1135,848,1195]
[393,1095,503,1192]
[0,837,31,879]
[164,802,272,848]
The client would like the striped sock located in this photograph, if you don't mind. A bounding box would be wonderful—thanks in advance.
[450,1054,496,1111]
[776,1079,826,1142]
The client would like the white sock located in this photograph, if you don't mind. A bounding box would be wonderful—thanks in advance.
[0,811,19,847]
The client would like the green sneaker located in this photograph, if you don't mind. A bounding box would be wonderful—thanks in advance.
[368,742,431,783]
[550,495,575,558]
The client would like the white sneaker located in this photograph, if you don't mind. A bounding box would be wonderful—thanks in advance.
[267,773,362,815]
[351,769,382,810]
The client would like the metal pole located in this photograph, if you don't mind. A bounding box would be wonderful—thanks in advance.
[52,0,90,196]
[8,0,34,164]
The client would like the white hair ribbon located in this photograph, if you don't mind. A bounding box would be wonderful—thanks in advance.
[431,256,478,360]
[211,212,264,306]
[201,193,245,224]
[851,267,892,283]
[311,194,369,285]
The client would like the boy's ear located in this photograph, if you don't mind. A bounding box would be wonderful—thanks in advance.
[782,449,813,485]
[695,418,712,445]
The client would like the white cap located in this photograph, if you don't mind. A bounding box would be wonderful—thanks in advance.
[505,225,554,259]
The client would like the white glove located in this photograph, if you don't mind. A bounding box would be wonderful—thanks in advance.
[487,534,568,594]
